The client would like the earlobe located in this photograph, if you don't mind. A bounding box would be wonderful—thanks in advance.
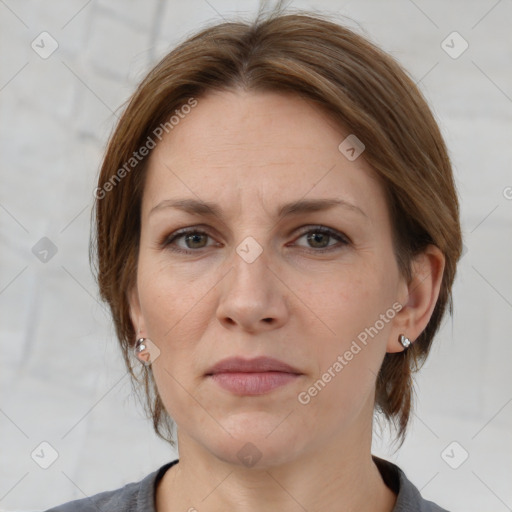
[387,245,445,353]
[127,287,158,366]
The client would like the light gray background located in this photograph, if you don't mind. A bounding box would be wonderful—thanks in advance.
[1,1,511,511]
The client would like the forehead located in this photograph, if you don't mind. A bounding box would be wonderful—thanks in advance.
[142,89,386,220]
[154,89,346,162]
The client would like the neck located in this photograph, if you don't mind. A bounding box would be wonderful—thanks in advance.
[156,418,396,512]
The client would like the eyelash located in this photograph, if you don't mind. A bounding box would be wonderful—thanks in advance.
[159,225,351,255]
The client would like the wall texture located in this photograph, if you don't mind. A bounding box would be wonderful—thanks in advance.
[1,1,511,510]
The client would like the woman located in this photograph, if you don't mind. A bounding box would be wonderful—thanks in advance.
[48,7,461,512]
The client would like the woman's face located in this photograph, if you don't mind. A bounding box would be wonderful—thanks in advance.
[130,89,409,467]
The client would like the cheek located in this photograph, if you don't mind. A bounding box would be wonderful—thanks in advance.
[137,252,206,339]
[295,293,396,435]
[314,257,396,339]
[135,253,220,409]
[304,256,399,390]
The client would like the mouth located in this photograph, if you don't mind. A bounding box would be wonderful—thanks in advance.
[205,356,303,396]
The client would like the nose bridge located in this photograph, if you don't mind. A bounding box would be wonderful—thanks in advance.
[230,232,273,297]
[226,201,284,290]
[228,199,273,266]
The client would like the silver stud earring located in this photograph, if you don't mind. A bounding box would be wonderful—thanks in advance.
[134,338,152,366]
[399,334,411,349]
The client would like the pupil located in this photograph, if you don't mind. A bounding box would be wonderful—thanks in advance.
[308,232,328,248]
[187,234,204,248]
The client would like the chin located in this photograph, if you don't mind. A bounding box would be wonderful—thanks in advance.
[201,411,307,470]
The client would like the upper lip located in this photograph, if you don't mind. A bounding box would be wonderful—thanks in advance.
[205,356,302,375]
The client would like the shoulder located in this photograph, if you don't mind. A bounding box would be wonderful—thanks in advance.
[373,456,450,512]
[45,480,141,512]
[43,460,178,512]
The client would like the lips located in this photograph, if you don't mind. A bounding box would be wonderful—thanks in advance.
[205,356,301,376]
[205,356,303,396]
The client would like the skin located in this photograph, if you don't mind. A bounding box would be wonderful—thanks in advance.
[128,89,445,512]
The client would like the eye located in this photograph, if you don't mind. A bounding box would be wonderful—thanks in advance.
[160,225,350,255]
[292,226,350,253]
[161,228,216,254]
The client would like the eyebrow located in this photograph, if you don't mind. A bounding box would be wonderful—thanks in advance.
[149,197,367,220]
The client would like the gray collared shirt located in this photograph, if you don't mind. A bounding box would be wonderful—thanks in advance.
[45,457,450,511]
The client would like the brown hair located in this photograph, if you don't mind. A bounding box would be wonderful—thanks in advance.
[91,7,462,445]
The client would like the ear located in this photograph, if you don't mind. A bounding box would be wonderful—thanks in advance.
[128,284,146,339]
[387,244,445,353]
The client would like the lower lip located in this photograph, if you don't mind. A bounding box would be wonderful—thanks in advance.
[208,372,300,395]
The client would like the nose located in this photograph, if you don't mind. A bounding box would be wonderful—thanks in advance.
[216,242,289,334]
